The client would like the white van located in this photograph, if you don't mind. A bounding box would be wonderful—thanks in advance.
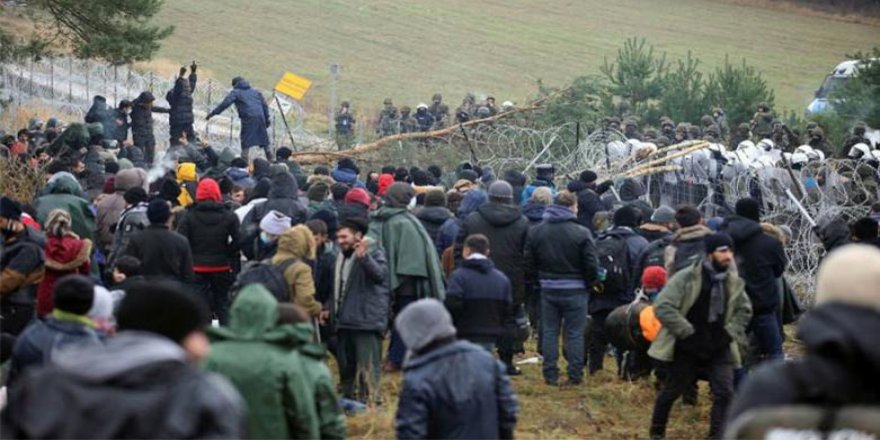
[806,60,864,117]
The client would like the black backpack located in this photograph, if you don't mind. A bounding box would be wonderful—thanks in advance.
[594,230,632,296]
[230,259,297,303]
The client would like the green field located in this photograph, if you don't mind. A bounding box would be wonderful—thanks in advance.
[154,0,880,120]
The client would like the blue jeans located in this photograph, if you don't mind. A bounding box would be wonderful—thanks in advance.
[541,290,589,383]
[751,312,783,363]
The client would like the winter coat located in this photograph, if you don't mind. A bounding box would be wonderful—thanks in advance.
[456,203,529,304]
[720,215,787,315]
[337,202,369,225]
[34,174,96,242]
[84,97,115,142]
[130,94,169,148]
[242,172,307,232]
[35,234,91,316]
[204,285,346,440]
[591,227,649,312]
[116,144,146,168]
[123,224,194,283]
[0,227,45,306]
[415,205,453,248]
[435,190,488,256]
[333,239,391,333]
[648,259,752,366]
[635,234,674,284]
[445,258,513,342]
[636,223,672,243]
[525,204,598,291]
[521,202,545,227]
[368,207,446,300]
[177,201,240,268]
[2,332,245,438]
[727,303,880,425]
[113,108,130,143]
[576,187,605,231]
[166,73,197,126]
[396,340,518,439]
[106,202,149,269]
[271,226,322,316]
[208,79,271,148]
[664,224,713,276]
[8,313,102,384]
[330,166,365,188]
[95,168,148,251]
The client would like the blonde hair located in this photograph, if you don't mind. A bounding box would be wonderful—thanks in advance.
[530,187,553,205]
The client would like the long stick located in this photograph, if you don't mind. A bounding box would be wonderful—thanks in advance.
[459,123,478,164]
[274,94,298,152]
[784,188,816,227]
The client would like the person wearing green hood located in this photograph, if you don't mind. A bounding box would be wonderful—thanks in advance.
[35,172,96,242]
[368,182,446,371]
[204,284,345,439]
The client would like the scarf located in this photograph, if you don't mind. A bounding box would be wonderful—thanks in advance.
[702,260,727,323]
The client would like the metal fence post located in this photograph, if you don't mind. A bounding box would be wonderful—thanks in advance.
[49,57,55,100]
[113,65,118,106]
[67,57,73,102]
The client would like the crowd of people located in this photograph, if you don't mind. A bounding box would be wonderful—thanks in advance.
[1,74,879,438]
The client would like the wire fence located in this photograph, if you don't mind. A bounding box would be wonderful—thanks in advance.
[0,56,331,153]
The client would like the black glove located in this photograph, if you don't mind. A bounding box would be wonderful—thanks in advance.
[596,179,613,195]
[179,67,187,77]
[190,61,197,73]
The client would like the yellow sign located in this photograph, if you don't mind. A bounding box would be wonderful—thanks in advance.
[274,72,312,100]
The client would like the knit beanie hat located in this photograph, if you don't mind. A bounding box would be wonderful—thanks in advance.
[344,188,371,208]
[651,205,676,224]
[53,274,95,315]
[123,187,148,205]
[307,182,330,202]
[0,196,22,220]
[487,181,514,202]
[580,170,598,184]
[458,169,479,183]
[816,244,880,313]
[259,210,292,236]
[385,182,415,208]
[147,199,172,225]
[641,266,667,292]
[735,198,761,222]
[424,188,447,207]
[196,178,222,203]
[117,280,210,343]
[704,232,734,253]
[395,298,457,354]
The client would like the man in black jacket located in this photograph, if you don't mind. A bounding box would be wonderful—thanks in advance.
[2,280,245,438]
[573,170,605,232]
[130,91,170,165]
[446,234,513,352]
[123,199,194,284]
[455,180,529,375]
[177,178,240,325]
[241,172,307,256]
[332,218,389,404]
[0,196,45,337]
[720,198,787,365]
[525,192,598,385]
[167,62,198,143]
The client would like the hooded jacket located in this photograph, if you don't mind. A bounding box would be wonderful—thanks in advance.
[204,285,345,440]
[271,225,322,315]
[396,340,518,439]
[208,79,270,148]
[95,168,148,251]
[663,224,713,276]
[35,234,92,316]
[35,174,96,242]
[727,303,880,424]
[130,92,169,148]
[166,73,197,126]
[445,258,513,342]
[456,202,530,304]
[368,207,446,300]
[720,215,787,314]
[525,204,598,291]
[521,202,546,227]
[84,96,115,142]
[0,226,45,306]
[176,162,198,207]
[244,172,307,228]
[415,205,453,245]
[177,180,240,269]
[332,238,390,333]
[8,313,102,384]
[435,190,488,256]
[2,331,245,439]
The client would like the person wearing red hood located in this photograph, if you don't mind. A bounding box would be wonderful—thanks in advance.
[177,178,241,324]
[377,174,394,197]
[35,210,92,317]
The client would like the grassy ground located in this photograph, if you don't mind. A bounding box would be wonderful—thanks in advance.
[153,0,880,120]
[338,330,802,439]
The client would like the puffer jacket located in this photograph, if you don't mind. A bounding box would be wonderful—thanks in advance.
[84,96,115,142]
[0,226,46,307]
[2,332,245,439]
[524,204,598,290]
[396,340,518,439]
[8,313,102,384]
[166,73,197,126]
[445,258,512,342]
[720,215,787,314]
[123,224,194,283]
[36,234,92,316]
[130,92,169,148]
[271,225,322,316]
[456,202,529,304]
[415,206,453,246]
[332,239,390,333]
[177,201,240,268]
[34,173,96,241]
[204,285,345,440]
[208,79,270,148]
[242,172,307,236]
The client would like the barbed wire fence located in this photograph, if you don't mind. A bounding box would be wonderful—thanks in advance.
[0,56,331,153]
